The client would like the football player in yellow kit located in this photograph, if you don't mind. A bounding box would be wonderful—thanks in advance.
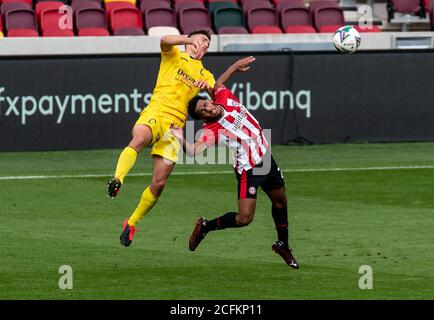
[107,30,215,247]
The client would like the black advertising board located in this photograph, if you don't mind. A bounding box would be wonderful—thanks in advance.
[1,51,434,151]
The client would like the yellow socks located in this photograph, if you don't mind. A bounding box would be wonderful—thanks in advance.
[114,146,138,184]
[127,187,159,227]
[115,147,158,227]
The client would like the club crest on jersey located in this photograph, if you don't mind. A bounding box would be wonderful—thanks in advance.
[248,186,256,195]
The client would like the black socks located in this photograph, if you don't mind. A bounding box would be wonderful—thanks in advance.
[272,207,289,247]
[205,212,239,231]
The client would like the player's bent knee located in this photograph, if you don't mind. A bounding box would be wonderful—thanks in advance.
[150,178,167,196]
[273,196,288,209]
[236,213,254,226]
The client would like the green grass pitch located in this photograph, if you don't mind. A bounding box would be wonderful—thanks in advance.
[0,142,433,299]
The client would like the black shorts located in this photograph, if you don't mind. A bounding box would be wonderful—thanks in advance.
[235,155,285,199]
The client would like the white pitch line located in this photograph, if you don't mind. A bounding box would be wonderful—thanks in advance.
[0,165,434,181]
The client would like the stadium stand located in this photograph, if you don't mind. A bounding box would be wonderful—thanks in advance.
[2,0,434,37]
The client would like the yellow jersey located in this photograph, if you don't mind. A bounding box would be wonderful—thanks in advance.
[145,46,215,127]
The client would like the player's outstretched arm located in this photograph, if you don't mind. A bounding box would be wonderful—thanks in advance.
[171,125,207,157]
[160,35,203,58]
[215,56,256,89]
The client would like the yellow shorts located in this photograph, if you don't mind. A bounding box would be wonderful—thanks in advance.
[135,108,181,163]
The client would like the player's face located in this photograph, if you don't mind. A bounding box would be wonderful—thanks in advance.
[190,34,210,56]
[195,99,221,120]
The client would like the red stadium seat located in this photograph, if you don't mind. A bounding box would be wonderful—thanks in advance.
[43,29,75,36]
[143,7,177,32]
[318,24,341,32]
[389,0,421,13]
[208,0,238,2]
[178,7,211,34]
[251,25,283,33]
[70,0,102,5]
[1,2,32,19]
[40,8,75,36]
[75,8,109,36]
[173,0,205,3]
[71,1,102,11]
[313,7,345,32]
[5,8,38,36]
[285,25,316,33]
[281,7,316,33]
[8,29,39,36]
[309,0,340,12]
[78,27,110,36]
[242,0,274,13]
[105,1,137,16]
[139,0,171,13]
[1,0,33,5]
[387,0,426,22]
[276,0,306,12]
[354,25,382,32]
[113,27,145,35]
[174,1,205,13]
[104,0,137,4]
[247,7,282,33]
[36,1,65,17]
[110,7,144,35]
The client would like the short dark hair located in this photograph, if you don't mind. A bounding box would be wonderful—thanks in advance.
[188,96,207,120]
[188,29,211,41]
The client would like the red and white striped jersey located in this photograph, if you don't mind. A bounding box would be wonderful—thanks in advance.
[200,86,269,173]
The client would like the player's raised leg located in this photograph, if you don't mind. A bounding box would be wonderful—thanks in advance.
[265,186,299,269]
[120,155,175,246]
[189,198,256,251]
[107,124,153,198]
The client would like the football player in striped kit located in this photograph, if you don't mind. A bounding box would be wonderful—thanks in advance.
[171,57,299,269]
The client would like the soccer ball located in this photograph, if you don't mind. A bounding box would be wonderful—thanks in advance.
[333,26,361,54]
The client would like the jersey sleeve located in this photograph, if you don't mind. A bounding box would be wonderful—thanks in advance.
[199,123,220,147]
[203,69,215,89]
[161,45,181,59]
[214,86,239,105]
